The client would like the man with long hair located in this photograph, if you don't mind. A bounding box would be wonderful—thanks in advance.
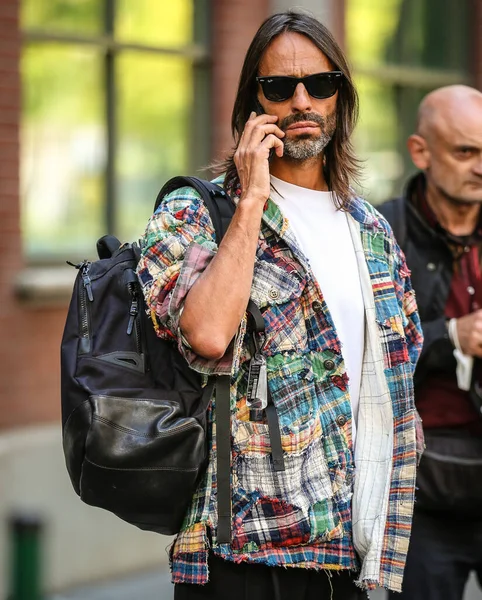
[137,11,423,599]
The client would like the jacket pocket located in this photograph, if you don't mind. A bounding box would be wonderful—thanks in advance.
[250,259,304,308]
[251,260,307,354]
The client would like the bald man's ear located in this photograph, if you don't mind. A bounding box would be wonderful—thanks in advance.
[407,134,430,170]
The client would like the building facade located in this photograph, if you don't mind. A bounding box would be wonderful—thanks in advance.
[0,0,480,594]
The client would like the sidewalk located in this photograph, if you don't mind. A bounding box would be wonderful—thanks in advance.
[48,571,174,600]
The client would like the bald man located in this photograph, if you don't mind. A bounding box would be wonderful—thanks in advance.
[380,85,482,600]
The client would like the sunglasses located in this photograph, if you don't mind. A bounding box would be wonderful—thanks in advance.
[256,71,343,102]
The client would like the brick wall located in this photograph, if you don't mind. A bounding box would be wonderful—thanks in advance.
[0,0,73,430]
[332,0,345,50]
[211,0,270,161]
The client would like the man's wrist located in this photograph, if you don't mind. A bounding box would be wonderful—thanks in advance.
[237,194,266,216]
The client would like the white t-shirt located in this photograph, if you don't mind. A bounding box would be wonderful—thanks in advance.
[270,175,365,442]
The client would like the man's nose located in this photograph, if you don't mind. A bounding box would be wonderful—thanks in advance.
[291,83,312,112]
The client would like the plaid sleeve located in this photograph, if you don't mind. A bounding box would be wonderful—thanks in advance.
[136,186,234,375]
[371,205,424,371]
[390,235,425,460]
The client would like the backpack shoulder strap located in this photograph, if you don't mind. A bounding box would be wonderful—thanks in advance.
[155,175,237,544]
[155,176,236,245]
[378,196,407,251]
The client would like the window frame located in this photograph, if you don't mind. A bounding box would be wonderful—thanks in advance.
[21,0,211,259]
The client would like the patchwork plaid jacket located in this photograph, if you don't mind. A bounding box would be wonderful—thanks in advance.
[137,178,423,592]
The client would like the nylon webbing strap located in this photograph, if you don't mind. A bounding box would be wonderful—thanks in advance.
[266,398,285,472]
[247,299,265,333]
[201,378,216,412]
[216,374,232,544]
[246,302,285,472]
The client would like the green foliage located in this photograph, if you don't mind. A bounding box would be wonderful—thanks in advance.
[346,0,469,203]
[117,54,191,136]
[21,0,196,260]
[116,0,193,47]
[346,0,403,66]
[22,45,103,123]
[22,0,102,33]
[22,0,194,46]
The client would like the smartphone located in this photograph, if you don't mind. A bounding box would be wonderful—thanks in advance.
[253,99,278,161]
[253,98,265,116]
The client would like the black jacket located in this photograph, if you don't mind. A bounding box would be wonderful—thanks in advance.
[378,173,456,387]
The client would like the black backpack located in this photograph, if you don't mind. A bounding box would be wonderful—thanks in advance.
[61,177,238,540]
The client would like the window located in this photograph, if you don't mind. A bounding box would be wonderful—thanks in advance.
[21,0,210,263]
[346,0,471,204]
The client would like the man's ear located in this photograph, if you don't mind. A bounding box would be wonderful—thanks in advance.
[407,134,430,170]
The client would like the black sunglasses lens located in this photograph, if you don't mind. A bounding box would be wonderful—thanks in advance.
[261,79,294,102]
[306,74,340,99]
[259,73,341,102]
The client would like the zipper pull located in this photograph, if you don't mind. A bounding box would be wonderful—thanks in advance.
[246,353,268,411]
[127,295,138,335]
[81,265,94,302]
[66,260,83,268]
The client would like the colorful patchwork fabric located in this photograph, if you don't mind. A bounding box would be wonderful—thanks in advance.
[136,177,423,592]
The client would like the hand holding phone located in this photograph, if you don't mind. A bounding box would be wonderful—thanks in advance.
[233,104,285,204]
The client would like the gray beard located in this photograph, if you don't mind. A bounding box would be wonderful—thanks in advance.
[283,132,333,161]
[280,111,336,161]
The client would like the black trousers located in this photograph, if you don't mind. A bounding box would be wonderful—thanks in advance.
[388,508,482,600]
[174,554,367,600]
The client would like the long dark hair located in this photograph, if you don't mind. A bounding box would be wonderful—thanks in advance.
[214,11,362,208]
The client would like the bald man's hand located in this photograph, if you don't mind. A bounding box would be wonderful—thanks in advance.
[456,310,482,357]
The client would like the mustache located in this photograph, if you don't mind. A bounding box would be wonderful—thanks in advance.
[279,112,333,131]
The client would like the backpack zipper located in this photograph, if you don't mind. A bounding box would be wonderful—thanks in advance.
[81,263,94,302]
[92,412,196,436]
[77,261,93,353]
[127,283,142,355]
[135,316,142,355]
